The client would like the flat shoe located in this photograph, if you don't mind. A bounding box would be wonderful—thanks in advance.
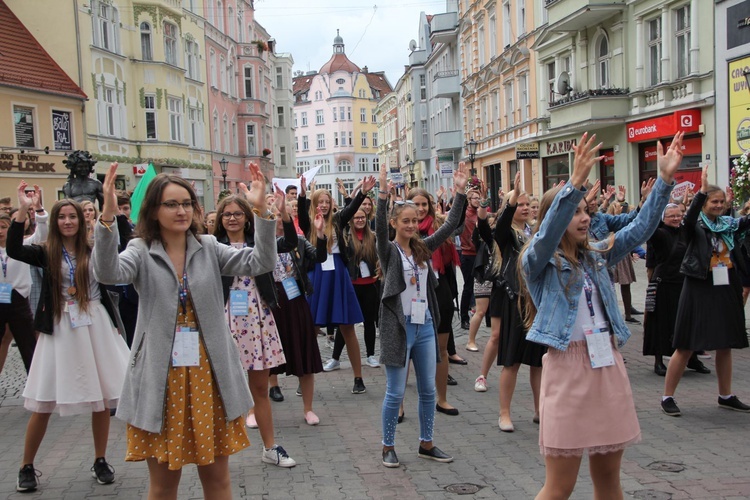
[533,415,540,424]
[397,410,404,424]
[466,344,479,352]
[687,359,711,374]
[269,386,284,402]
[304,411,320,425]
[246,413,258,429]
[654,364,667,376]
[436,404,459,416]
[498,418,514,432]
[382,449,400,468]
[447,374,458,386]
[418,445,453,463]
[624,317,641,325]
[449,357,468,365]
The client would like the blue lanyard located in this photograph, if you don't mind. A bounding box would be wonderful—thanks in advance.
[62,247,75,288]
[178,269,189,315]
[394,242,421,296]
[582,271,596,319]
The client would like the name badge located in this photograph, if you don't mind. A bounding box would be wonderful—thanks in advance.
[583,322,615,369]
[410,298,427,325]
[321,253,335,271]
[712,265,729,286]
[359,260,371,278]
[229,290,249,316]
[282,277,301,300]
[172,327,200,367]
[67,300,93,328]
[0,283,12,304]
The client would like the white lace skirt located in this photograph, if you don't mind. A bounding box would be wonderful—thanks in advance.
[23,300,130,416]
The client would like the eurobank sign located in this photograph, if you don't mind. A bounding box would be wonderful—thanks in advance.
[626,109,701,143]
[729,56,750,155]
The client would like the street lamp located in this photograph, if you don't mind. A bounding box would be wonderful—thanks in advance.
[219,157,229,190]
[466,138,478,177]
[406,158,415,186]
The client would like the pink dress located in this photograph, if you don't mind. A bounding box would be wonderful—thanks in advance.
[226,274,286,371]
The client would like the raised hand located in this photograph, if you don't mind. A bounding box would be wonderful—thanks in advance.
[299,176,307,198]
[245,162,268,210]
[509,171,522,205]
[29,185,43,211]
[16,181,32,212]
[378,163,388,199]
[437,186,446,200]
[313,206,325,238]
[585,179,601,205]
[362,175,377,193]
[640,177,655,201]
[700,163,709,194]
[658,131,684,184]
[726,185,734,208]
[616,185,626,202]
[337,179,348,197]
[454,162,468,193]
[101,162,119,221]
[273,183,288,221]
[570,133,603,189]
[479,180,488,199]
[603,185,615,202]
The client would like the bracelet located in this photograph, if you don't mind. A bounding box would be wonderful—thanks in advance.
[35,208,45,213]
[378,190,389,195]
[252,208,275,220]
[98,216,115,232]
[479,199,491,208]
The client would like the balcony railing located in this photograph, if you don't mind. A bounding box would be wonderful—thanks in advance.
[434,70,459,80]
[549,88,629,108]
[434,70,460,99]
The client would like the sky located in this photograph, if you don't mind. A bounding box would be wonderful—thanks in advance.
[254,0,451,88]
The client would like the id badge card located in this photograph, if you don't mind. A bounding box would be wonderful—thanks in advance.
[410,298,427,324]
[172,327,200,367]
[712,264,729,286]
[0,283,12,304]
[583,322,615,369]
[282,277,301,300]
[321,253,335,271]
[229,290,249,316]
[67,300,93,328]
[359,260,371,278]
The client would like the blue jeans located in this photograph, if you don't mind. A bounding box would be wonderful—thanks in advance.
[382,314,436,447]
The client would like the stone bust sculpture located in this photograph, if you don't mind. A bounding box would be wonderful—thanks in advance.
[62,150,103,209]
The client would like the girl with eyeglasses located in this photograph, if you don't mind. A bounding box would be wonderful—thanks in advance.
[298,175,377,395]
[376,161,467,468]
[8,182,129,492]
[93,162,278,499]
[214,189,297,468]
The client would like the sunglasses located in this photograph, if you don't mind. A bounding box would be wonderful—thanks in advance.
[394,200,416,206]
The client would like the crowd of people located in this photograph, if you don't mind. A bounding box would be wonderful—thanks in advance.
[0,130,748,499]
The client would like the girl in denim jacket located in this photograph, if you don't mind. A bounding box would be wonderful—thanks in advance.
[519,132,682,499]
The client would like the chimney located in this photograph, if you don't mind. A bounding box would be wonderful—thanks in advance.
[362,66,368,73]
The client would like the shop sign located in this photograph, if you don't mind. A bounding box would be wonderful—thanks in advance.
[516,143,539,159]
[133,163,148,176]
[729,56,750,155]
[438,154,454,178]
[0,153,56,172]
[545,138,577,156]
[728,2,750,49]
[642,137,703,161]
[52,110,72,151]
[626,109,701,143]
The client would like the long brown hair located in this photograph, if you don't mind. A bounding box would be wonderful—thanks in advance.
[135,174,202,245]
[348,209,377,266]
[213,195,254,240]
[47,200,91,321]
[389,203,432,266]
[308,188,336,252]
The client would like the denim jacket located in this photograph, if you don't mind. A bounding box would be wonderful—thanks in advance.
[588,209,637,240]
[522,177,673,351]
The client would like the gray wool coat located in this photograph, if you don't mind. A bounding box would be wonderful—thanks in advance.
[376,193,466,367]
[92,216,277,434]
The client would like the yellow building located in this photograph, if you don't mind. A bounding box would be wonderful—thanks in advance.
[0,1,86,202]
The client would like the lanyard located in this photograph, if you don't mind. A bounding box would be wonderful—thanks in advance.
[394,242,421,296]
[0,250,7,278]
[178,268,189,315]
[582,271,596,319]
[62,246,76,290]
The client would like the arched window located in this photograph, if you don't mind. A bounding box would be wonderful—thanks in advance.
[163,21,179,66]
[217,1,224,32]
[228,7,234,38]
[338,160,352,173]
[93,1,120,53]
[213,111,220,153]
[597,34,610,88]
[140,22,152,60]
[223,115,229,153]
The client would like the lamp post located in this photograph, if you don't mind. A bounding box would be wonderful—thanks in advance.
[219,157,229,191]
[466,138,478,177]
[407,158,415,187]
[744,69,750,91]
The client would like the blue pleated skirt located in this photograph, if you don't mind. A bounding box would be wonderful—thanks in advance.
[307,254,364,326]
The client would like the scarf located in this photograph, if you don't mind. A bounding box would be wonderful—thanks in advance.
[354,227,364,241]
[418,215,460,274]
[699,212,740,251]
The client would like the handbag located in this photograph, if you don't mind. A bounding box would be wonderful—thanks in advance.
[644,278,659,313]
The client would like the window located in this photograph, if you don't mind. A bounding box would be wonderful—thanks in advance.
[517,1,526,36]
[188,106,199,147]
[547,61,556,102]
[481,97,488,135]
[420,75,427,100]
[597,34,610,88]
[502,0,511,47]
[280,146,287,167]
[338,160,352,172]
[334,132,339,146]
[228,58,235,96]
[168,97,182,142]
[360,107,366,122]
[478,24,485,66]
[421,119,428,148]
[372,110,377,123]
[294,136,299,152]
[213,112,219,151]
[333,107,338,121]
[520,74,529,122]
[493,90,500,129]
[372,132,378,147]
[231,118,237,153]
[276,67,283,88]
[675,5,691,78]
[277,106,285,127]
[94,2,119,52]
[361,132,367,147]
[373,157,379,171]
[315,90,322,100]
[336,78,345,85]
[359,158,368,171]
[186,39,199,80]
[505,82,514,127]
[339,107,345,121]
[543,156,570,190]
[145,95,156,139]
[210,51,217,87]
[294,113,298,127]
[302,135,309,150]
[246,124,256,155]
[359,89,366,98]
[220,56,226,91]
[314,159,330,173]
[301,112,308,126]
[244,66,253,97]
[315,109,324,125]
[347,107,352,121]
[140,22,152,60]
[227,7,234,38]
[13,106,35,148]
[489,12,497,59]
[648,18,662,86]
[348,131,353,146]
[316,134,325,149]
[216,1,224,31]
[103,87,116,136]
[296,160,310,176]
[222,115,228,153]
[164,22,178,66]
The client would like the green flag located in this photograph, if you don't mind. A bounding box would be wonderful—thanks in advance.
[129,163,157,224]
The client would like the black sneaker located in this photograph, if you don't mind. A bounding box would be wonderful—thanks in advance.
[91,457,115,485]
[269,386,284,402]
[718,395,750,412]
[17,464,40,492]
[352,377,366,394]
[382,449,399,468]
[418,445,453,463]
[661,397,681,417]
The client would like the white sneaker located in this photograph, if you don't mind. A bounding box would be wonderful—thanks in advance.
[323,359,341,372]
[366,355,380,368]
[246,413,258,428]
[474,375,487,392]
[262,445,296,467]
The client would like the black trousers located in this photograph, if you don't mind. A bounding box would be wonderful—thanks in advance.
[459,254,476,322]
[0,291,37,373]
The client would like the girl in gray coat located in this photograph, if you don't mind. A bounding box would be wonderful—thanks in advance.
[376,162,468,469]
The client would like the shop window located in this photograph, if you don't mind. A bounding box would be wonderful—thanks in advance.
[543,155,570,190]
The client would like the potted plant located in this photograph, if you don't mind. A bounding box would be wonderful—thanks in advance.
[252,40,268,53]
[262,148,271,157]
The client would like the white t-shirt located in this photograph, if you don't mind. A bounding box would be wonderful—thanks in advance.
[570,273,607,342]
[398,248,429,315]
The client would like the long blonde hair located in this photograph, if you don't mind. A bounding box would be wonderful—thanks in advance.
[308,189,336,252]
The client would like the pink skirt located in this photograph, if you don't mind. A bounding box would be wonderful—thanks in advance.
[539,339,641,457]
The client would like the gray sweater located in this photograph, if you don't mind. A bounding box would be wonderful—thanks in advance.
[92,216,277,433]
[376,193,466,367]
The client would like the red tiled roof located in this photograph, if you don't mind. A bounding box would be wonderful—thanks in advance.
[0,1,87,100]
[293,74,314,101]
[319,53,361,75]
[365,72,393,95]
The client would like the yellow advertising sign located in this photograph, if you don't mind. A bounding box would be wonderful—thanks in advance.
[729,56,750,156]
